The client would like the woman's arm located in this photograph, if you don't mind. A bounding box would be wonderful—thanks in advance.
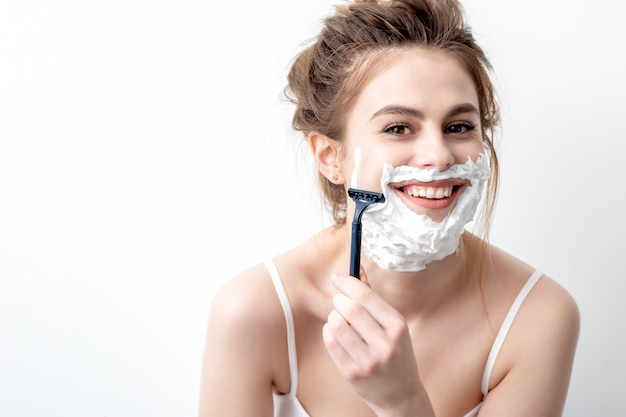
[198,266,282,417]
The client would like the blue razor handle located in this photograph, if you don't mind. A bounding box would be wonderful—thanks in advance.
[347,188,385,279]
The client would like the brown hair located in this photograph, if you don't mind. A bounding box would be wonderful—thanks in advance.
[284,0,500,279]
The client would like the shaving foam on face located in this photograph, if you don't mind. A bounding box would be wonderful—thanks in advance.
[360,154,490,272]
[350,147,362,187]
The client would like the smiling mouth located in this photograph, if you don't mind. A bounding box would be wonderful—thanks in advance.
[399,184,462,200]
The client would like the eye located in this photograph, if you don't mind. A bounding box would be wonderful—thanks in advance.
[445,122,476,134]
[384,123,412,136]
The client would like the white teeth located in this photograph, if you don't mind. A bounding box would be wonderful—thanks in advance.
[404,185,453,199]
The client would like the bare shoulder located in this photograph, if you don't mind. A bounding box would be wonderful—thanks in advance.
[208,262,285,343]
[198,262,286,417]
[527,272,580,328]
[480,245,580,416]
[208,226,338,331]
[488,244,580,330]
[513,269,581,360]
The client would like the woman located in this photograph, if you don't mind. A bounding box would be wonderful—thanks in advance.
[198,0,580,416]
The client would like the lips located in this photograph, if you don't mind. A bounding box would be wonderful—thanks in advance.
[393,179,466,209]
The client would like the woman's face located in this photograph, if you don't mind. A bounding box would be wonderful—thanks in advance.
[341,48,485,223]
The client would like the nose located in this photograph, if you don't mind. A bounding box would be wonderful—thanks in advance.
[412,125,454,171]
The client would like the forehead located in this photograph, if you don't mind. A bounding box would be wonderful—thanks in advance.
[349,48,479,118]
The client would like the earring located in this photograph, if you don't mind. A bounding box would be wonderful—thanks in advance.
[332,173,339,182]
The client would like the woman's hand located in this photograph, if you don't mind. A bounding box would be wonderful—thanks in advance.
[322,269,434,417]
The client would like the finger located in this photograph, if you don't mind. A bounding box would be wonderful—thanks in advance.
[326,309,371,356]
[325,307,403,382]
[332,292,387,347]
[331,272,403,330]
[323,312,364,377]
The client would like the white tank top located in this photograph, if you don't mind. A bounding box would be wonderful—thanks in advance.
[265,259,543,417]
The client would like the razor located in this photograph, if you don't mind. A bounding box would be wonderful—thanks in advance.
[347,188,385,279]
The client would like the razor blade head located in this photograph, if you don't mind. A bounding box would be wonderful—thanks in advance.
[348,188,385,204]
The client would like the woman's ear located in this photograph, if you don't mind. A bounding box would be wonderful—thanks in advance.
[309,132,344,184]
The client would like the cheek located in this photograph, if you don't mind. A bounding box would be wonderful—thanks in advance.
[451,137,486,163]
[345,146,392,191]
[467,140,488,161]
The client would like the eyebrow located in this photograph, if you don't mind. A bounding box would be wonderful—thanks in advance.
[369,102,480,121]
[445,103,480,118]
[370,105,422,121]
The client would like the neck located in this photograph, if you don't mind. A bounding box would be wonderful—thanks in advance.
[361,235,474,320]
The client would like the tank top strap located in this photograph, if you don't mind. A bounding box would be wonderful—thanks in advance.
[265,259,299,397]
[480,270,544,396]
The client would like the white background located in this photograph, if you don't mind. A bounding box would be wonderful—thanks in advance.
[1,0,624,416]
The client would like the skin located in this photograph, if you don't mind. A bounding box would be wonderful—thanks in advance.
[198,48,580,417]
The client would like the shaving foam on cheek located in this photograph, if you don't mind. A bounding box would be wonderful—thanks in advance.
[350,147,362,188]
[361,153,490,272]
